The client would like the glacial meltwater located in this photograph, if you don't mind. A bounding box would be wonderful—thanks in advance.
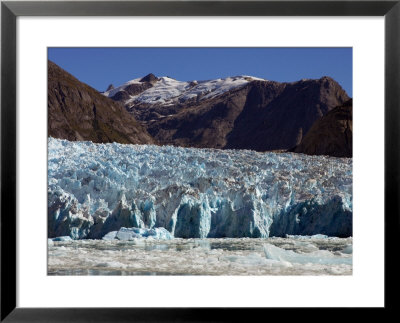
[48,236,352,275]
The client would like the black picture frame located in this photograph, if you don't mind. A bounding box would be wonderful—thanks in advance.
[1,0,398,321]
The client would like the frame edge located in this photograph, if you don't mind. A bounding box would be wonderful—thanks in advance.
[1,0,399,321]
[1,2,17,322]
[2,1,399,16]
[384,0,400,311]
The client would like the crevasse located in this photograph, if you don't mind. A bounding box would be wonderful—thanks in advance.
[47,138,352,239]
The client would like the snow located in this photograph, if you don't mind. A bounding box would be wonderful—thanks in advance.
[48,138,352,240]
[102,77,142,98]
[126,77,189,105]
[102,75,267,106]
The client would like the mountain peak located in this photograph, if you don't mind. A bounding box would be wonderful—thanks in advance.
[318,76,339,84]
[106,84,115,91]
[140,73,158,83]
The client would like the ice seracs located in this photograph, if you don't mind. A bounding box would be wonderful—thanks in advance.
[48,138,352,239]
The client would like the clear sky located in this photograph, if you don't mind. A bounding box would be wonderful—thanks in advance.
[48,47,352,97]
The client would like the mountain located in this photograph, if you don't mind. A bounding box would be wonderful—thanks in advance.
[48,60,155,145]
[291,99,352,157]
[104,74,349,151]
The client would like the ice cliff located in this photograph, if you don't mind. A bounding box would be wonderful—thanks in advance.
[48,138,352,239]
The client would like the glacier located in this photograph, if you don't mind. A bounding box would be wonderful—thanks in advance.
[48,138,352,240]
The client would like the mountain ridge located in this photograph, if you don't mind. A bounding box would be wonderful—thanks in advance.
[105,73,350,151]
[48,62,351,156]
[48,60,156,145]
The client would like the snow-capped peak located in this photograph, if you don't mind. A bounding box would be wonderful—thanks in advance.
[103,74,268,106]
[103,77,143,98]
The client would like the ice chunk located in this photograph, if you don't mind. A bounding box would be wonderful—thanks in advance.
[285,234,329,240]
[52,236,73,242]
[341,244,353,254]
[143,227,173,240]
[113,227,173,241]
[263,243,352,265]
[102,231,118,240]
[311,234,329,239]
[115,227,142,241]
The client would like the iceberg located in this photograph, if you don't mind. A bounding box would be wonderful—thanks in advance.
[263,243,352,265]
[52,236,73,242]
[102,231,118,240]
[341,244,353,254]
[112,227,173,241]
[48,138,352,239]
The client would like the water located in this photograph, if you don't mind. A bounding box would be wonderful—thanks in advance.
[48,236,352,276]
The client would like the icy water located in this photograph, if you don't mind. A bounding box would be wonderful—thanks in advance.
[48,236,352,276]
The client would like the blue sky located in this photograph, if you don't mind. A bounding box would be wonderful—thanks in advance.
[48,48,352,97]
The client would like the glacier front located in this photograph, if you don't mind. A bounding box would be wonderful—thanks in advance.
[48,138,352,240]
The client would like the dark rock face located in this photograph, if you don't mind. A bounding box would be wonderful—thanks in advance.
[110,83,154,102]
[48,60,155,145]
[127,77,349,151]
[110,90,131,102]
[125,82,153,95]
[291,99,352,157]
[142,86,250,149]
[226,77,349,151]
[106,84,114,91]
[140,73,158,83]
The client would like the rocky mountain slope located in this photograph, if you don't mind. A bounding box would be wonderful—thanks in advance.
[104,74,349,151]
[48,60,155,145]
[291,99,352,157]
